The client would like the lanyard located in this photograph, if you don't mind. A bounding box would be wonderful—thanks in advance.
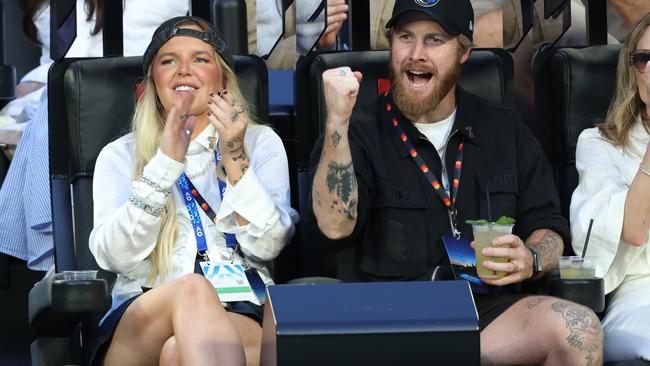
[383,96,465,238]
[177,150,238,259]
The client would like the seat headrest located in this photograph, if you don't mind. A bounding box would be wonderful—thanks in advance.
[535,45,621,165]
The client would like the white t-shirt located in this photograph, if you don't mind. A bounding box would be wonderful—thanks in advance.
[413,108,457,192]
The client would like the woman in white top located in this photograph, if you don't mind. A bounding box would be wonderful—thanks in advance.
[571,13,650,362]
[89,16,297,366]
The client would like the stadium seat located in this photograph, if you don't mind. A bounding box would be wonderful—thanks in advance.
[28,54,270,366]
[534,45,622,223]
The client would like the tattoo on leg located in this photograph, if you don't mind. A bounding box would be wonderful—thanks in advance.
[526,297,547,309]
[551,301,602,366]
[331,130,342,148]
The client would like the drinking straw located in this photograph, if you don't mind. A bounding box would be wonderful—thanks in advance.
[581,219,594,258]
[486,184,492,223]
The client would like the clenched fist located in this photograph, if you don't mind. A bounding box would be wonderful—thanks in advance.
[322,67,363,127]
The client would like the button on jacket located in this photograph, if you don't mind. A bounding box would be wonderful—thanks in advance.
[309,88,569,282]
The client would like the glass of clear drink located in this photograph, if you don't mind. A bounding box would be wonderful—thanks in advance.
[472,223,514,279]
[558,256,596,279]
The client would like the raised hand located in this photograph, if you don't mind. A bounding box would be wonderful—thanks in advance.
[206,90,249,159]
[322,67,363,126]
[159,92,197,162]
[317,0,349,50]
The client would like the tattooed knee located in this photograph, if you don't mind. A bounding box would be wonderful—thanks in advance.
[551,300,603,365]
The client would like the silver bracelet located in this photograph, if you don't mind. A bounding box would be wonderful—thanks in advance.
[128,194,164,217]
[140,175,171,196]
[639,163,650,177]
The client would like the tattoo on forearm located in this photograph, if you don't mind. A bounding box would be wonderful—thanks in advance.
[331,130,342,148]
[325,161,358,219]
[231,151,247,162]
[313,190,323,207]
[535,231,562,268]
[526,296,547,309]
[551,301,602,366]
[343,199,357,220]
[225,138,243,154]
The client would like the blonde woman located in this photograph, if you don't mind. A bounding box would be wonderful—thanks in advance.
[88,16,297,366]
[571,13,650,362]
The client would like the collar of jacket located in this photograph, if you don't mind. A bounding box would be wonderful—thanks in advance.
[382,86,479,158]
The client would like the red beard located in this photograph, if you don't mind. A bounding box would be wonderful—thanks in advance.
[389,58,461,120]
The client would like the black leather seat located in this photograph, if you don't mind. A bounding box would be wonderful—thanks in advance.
[29,54,269,366]
[534,45,622,223]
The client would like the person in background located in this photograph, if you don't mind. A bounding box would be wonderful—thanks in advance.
[0,0,188,273]
[571,12,650,362]
[89,16,297,365]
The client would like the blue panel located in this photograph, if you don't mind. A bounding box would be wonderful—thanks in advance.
[267,281,478,335]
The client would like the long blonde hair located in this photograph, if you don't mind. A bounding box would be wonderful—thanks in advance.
[598,13,650,148]
[133,21,256,284]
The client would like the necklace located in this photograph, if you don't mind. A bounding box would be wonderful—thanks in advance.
[185,153,215,179]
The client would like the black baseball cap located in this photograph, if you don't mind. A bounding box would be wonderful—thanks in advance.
[385,0,474,41]
[142,16,234,76]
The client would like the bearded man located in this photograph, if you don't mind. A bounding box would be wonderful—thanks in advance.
[309,0,603,364]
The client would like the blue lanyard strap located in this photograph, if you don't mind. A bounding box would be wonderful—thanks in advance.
[178,150,238,253]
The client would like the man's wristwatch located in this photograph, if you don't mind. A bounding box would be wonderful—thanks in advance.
[527,246,543,280]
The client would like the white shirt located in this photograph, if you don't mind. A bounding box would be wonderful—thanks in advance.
[89,123,298,312]
[570,119,650,294]
[413,109,456,191]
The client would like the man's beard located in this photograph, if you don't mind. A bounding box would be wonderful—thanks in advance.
[389,58,461,120]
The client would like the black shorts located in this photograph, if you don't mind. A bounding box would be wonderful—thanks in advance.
[474,293,528,331]
[89,295,263,366]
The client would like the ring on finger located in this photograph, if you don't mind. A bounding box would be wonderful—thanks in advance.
[339,68,347,76]
[184,129,192,136]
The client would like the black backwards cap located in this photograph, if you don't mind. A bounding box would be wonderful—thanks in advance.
[385,0,474,41]
[142,16,234,76]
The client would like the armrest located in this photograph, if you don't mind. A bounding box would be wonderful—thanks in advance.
[548,269,605,313]
[28,273,110,336]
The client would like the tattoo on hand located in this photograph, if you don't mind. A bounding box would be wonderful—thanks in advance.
[331,130,342,148]
[551,301,602,366]
[526,296,547,309]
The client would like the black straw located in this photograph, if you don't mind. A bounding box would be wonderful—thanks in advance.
[486,184,492,223]
[581,219,594,258]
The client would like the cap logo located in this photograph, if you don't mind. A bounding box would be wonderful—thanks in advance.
[414,0,439,7]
